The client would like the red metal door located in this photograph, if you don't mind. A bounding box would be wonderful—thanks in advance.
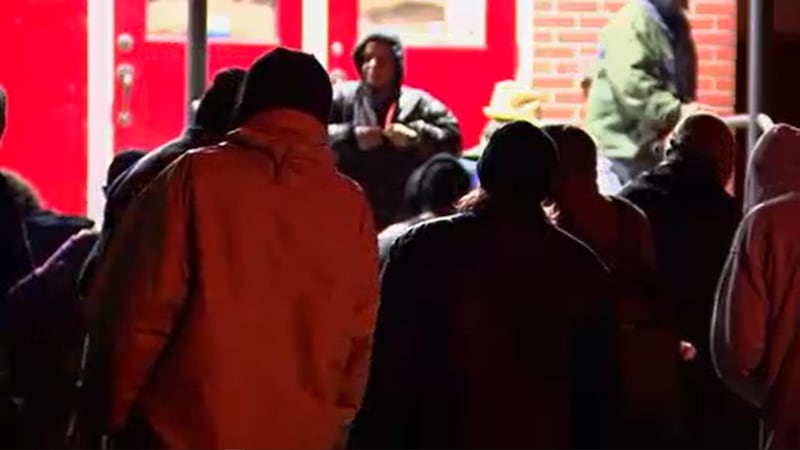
[0,0,88,215]
[327,0,516,148]
[114,0,302,152]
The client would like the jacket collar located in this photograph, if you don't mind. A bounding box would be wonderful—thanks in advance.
[225,109,334,185]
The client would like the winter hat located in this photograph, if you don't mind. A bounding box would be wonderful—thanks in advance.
[106,149,146,188]
[477,121,558,204]
[194,67,247,134]
[233,47,333,126]
[405,153,472,214]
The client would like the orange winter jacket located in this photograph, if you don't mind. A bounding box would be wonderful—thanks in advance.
[83,109,379,449]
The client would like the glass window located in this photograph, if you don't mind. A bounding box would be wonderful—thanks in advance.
[358,0,486,48]
[146,0,278,43]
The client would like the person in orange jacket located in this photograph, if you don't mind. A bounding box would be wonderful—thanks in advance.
[81,47,379,449]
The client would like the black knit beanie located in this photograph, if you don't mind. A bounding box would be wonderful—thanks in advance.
[106,149,146,187]
[233,47,332,126]
[194,67,247,134]
[477,121,558,204]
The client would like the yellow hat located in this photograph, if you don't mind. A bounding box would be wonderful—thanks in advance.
[482,80,543,123]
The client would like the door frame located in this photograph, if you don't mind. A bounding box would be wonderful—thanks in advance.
[86,0,533,222]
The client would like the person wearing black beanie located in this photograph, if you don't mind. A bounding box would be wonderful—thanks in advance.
[81,46,378,449]
[350,120,621,450]
[329,32,461,231]
[476,121,557,207]
[377,152,472,265]
[232,47,332,127]
[78,68,247,297]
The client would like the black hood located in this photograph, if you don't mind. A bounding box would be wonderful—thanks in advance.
[352,32,405,92]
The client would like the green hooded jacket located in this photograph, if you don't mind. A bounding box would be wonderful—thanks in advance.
[585,0,686,159]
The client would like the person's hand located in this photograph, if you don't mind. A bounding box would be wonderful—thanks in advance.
[355,126,384,151]
[680,340,697,362]
[384,123,419,149]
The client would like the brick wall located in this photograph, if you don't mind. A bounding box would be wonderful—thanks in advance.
[531,0,738,122]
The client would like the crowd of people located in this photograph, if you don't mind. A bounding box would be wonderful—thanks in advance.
[0,0,799,449]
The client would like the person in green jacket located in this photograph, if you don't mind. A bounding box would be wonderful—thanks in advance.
[586,0,704,183]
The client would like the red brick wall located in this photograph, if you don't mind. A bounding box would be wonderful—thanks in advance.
[532,0,738,122]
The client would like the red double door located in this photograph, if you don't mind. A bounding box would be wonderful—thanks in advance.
[1,0,516,215]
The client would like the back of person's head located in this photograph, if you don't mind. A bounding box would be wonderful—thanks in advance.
[0,169,41,214]
[405,153,471,215]
[105,149,147,190]
[233,47,332,127]
[543,124,598,179]
[665,112,734,185]
[194,68,247,135]
[476,121,558,208]
[0,86,7,139]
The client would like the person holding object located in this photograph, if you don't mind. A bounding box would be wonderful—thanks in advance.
[329,32,461,231]
[585,0,707,183]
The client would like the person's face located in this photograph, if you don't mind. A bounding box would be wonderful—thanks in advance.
[361,40,396,91]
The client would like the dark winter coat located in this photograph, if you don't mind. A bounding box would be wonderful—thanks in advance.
[620,156,757,447]
[349,207,620,449]
[328,33,461,230]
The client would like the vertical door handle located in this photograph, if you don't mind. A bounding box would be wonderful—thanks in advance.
[116,63,134,126]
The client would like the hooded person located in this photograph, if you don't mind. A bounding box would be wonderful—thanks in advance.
[4,149,145,448]
[328,32,461,231]
[585,0,703,183]
[348,121,620,449]
[80,47,379,449]
[78,68,246,298]
[377,152,471,265]
[712,124,800,450]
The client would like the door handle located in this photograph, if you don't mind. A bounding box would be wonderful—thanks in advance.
[116,63,134,127]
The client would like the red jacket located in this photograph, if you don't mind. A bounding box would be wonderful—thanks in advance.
[84,109,378,449]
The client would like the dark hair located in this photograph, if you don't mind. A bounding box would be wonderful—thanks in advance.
[0,169,41,214]
[194,68,247,134]
[542,123,598,177]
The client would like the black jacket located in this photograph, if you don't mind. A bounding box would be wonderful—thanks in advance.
[329,82,460,230]
[79,127,217,296]
[349,208,619,449]
[619,157,757,447]
[328,33,461,230]
[619,157,739,351]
